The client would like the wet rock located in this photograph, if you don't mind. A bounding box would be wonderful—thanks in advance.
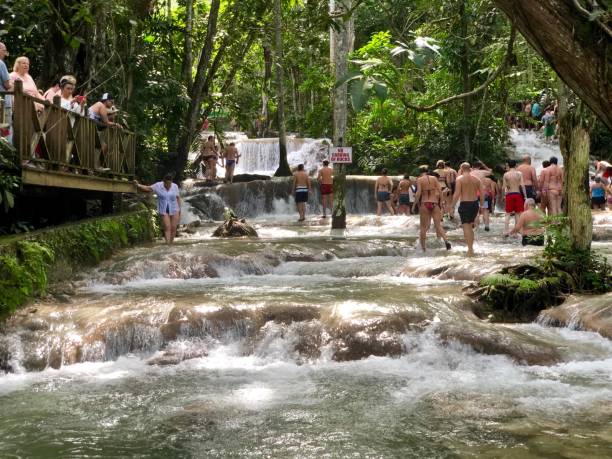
[538,293,612,339]
[147,348,208,366]
[212,217,258,238]
[22,318,50,332]
[231,174,271,183]
[53,293,73,304]
[437,323,561,365]
[255,305,320,325]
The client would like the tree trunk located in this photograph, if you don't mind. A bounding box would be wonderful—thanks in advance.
[330,0,355,229]
[558,83,594,251]
[493,0,612,130]
[260,45,272,138]
[274,0,291,176]
[181,0,194,92]
[174,0,221,181]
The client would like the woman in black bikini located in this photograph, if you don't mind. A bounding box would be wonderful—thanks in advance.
[413,165,452,252]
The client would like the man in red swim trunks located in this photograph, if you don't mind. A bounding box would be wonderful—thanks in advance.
[503,159,527,235]
[317,160,334,218]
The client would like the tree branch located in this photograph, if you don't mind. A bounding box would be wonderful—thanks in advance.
[401,26,516,112]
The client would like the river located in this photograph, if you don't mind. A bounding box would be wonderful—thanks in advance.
[0,131,611,457]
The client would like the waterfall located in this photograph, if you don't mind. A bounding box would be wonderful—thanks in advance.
[508,129,564,173]
[189,132,331,177]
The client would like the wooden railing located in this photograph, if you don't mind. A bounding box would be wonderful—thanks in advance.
[2,80,135,180]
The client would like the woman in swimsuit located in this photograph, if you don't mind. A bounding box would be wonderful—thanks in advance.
[413,165,451,252]
[545,156,563,216]
[134,174,181,244]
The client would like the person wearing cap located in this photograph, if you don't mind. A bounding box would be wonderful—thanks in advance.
[88,93,120,128]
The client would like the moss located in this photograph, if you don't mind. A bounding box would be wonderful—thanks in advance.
[0,209,158,317]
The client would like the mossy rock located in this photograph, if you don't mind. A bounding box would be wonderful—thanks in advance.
[0,209,158,318]
[470,265,566,322]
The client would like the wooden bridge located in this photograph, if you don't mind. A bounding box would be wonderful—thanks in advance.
[1,80,136,194]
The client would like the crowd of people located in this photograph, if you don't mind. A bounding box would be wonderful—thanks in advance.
[0,41,121,167]
[509,96,558,143]
[291,155,612,256]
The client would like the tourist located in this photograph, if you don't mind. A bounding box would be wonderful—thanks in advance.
[88,93,120,128]
[317,160,333,218]
[523,100,532,130]
[591,177,607,211]
[375,168,395,216]
[434,160,452,217]
[595,160,612,180]
[292,163,311,222]
[509,198,545,246]
[452,163,484,257]
[58,76,86,117]
[197,135,219,183]
[223,142,241,184]
[541,109,555,143]
[541,156,563,216]
[471,160,492,180]
[0,43,12,91]
[517,155,538,201]
[413,165,451,252]
[0,42,12,141]
[10,56,43,112]
[481,174,498,232]
[134,174,181,244]
[397,174,412,215]
[43,78,60,102]
[538,160,551,213]
[503,159,527,234]
[531,99,542,121]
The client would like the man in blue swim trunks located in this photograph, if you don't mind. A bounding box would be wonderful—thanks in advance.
[222,142,240,183]
[292,163,311,222]
[375,168,395,216]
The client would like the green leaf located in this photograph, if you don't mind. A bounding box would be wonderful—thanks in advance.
[373,82,388,101]
[335,70,363,88]
[143,35,155,43]
[350,79,370,112]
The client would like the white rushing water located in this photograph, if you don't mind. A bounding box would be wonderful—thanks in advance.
[509,129,564,172]
[189,132,331,177]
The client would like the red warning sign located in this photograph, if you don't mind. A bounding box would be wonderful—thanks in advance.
[330,147,353,163]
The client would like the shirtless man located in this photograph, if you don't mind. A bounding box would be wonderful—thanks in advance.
[503,159,527,234]
[471,160,492,181]
[292,163,311,222]
[375,168,395,216]
[397,174,412,215]
[413,165,451,252]
[434,160,452,217]
[481,175,498,232]
[222,142,240,183]
[317,160,333,218]
[541,156,563,215]
[452,163,484,257]
[517,155,538,200]
[509,198,545,246]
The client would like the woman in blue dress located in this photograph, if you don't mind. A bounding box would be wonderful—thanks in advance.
[134,174,181,244]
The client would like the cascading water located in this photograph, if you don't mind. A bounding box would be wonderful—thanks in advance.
[189,132,331,177]
[1,132,611,457]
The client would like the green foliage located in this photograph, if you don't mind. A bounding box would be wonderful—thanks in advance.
[540,216,611,293]
[0,210,158,316]
[474,216,611,321]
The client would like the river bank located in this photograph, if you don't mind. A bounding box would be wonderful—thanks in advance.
[0,208,158,318]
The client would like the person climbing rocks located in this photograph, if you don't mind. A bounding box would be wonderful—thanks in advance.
[413,165,451,253]
[222,142,240,184]
[591,177,607,211]
[375,168,395,216]
[317,160,333,218]
[540,156,563,216]
[397,174,412,216]
[134,174,181,244]
[292,163,311,222]
[452,162,484,257]
[509,198,545,246]
[503,159,527,235]
[517,155,538,201]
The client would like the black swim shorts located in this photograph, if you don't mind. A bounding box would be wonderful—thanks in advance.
[458,200,479,224]
[522,234,544,246]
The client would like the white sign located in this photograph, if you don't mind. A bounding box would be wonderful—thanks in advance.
[330,147,352,163]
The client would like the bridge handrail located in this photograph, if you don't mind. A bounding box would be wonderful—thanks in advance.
[5,80,135,178]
